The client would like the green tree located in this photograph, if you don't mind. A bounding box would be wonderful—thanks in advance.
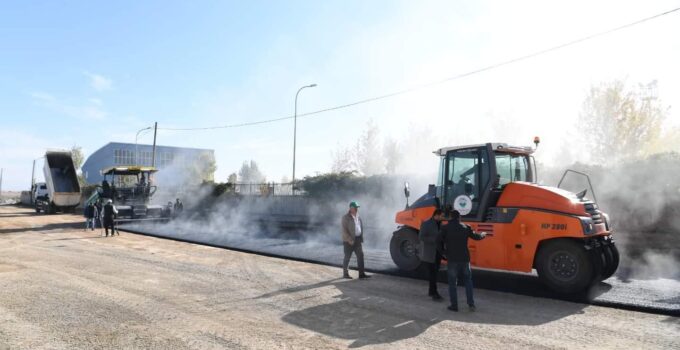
[579,80,668,164]
[70,145,86,186]
[198,153,217,182]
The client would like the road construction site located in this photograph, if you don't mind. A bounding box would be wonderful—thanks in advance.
[122,221,680,317]
[1,205,678,349]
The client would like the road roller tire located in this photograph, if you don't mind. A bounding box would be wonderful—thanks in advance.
[536,239,596,294]
[390,227,422,271]
[600,243,620,280]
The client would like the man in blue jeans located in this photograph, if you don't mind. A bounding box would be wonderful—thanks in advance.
[439,210,487,312]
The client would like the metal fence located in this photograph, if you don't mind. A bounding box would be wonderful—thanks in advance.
[233,183,301,196]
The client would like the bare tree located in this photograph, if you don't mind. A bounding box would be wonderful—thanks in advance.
[227,173,238,184]
[579,80,667,164]
[238,160,265,183]
[331,145,356,173]
[355,120,384,176]
[383,137,401,174]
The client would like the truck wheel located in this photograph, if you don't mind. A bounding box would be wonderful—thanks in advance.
[600,243,619,280]
[35,206,41,213]
[390,228,422,271]
[536,240,595,294]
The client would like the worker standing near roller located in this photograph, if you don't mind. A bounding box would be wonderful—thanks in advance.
[439,210,487,312]
[103,199,119,237]
[419,208,444,300]
[341,201,370,279]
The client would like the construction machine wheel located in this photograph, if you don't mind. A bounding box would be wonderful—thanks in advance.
[536,239,595,294]
[600,243,620,280]
[390,227,422,271]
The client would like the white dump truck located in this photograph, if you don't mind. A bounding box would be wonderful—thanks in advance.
[36,150,81,214]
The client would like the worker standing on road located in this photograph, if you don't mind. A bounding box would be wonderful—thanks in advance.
[94,199,103,228]
[341,201,370,279]
[84,203,96,231]
[174,198,183,217]
[439,210,487,312]
[419,209,444,300]
[103,199,119,237]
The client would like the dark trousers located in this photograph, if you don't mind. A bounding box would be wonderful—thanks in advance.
[343,240,365,275]
[104,218,116,236]
[426,252,442,295]
[447,262,475,307]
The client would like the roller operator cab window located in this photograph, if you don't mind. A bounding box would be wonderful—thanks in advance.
[494,153,531,188]
[441,148,490,217]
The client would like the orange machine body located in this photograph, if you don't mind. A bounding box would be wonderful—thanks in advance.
[395,182,611,272]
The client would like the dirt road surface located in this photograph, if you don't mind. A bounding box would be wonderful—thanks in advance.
[0,205,678,349]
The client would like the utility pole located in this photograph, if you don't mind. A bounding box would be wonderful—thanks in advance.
[151,122,158,167]
[30,159,36,204]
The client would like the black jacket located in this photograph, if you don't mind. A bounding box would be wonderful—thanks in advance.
[83,205,94,218]
[439,221,484,263]
[103,203,117,221]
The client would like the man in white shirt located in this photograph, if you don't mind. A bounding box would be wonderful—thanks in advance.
[341,201,370,279]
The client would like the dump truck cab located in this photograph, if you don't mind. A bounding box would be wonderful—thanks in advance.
[392,142,618,293]
[94,166,165,220]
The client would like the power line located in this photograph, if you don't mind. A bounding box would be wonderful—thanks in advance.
[159,7,680,132]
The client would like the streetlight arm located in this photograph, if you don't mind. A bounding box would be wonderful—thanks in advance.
[135,126,153,165]
[292,83,317,193]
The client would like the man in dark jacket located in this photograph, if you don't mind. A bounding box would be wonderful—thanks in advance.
[419,209,444,300]
[439,210,487,312]
[83,203,95,231]
[102,199,119,237]
[94,200,102,228]
[341,201,370,279]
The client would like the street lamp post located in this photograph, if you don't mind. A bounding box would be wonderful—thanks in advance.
[135,127,153,165]
[292,83,317,194]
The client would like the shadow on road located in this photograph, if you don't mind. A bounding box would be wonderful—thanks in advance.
[0,222,82,235]
[256,276,586,348]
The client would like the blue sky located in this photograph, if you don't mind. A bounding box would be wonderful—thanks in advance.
[1,1,679,190]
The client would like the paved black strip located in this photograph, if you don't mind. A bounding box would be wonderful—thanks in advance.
[118,225,679,317]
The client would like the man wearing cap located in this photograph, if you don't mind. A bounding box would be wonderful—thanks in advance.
[341,201,370,279]
[102,199,119,237]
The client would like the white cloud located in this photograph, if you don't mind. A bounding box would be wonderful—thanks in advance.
[29,91,108,121]
[84,71,113,91]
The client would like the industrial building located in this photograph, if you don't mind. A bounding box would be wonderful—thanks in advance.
[81,142,215,185]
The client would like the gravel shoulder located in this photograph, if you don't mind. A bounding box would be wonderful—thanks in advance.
[0,205,678,349]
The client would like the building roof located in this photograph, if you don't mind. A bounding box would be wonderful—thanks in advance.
[104,142,214,152]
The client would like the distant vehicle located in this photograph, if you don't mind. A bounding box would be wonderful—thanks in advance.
[32,182,48,212]
[391,140,618,294]
[86,166,165,221]
[36,150,81,214]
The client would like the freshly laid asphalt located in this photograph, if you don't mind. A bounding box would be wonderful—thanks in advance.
[120,223,680,317]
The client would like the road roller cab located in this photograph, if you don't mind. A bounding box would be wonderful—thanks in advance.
[391,141,619,293]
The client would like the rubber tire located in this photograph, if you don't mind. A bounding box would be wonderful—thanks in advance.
[390,227,422,271]
[601,243,620,280]
[536,239,596,294]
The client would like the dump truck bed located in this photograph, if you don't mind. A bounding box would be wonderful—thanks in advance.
[43,151,81,207]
